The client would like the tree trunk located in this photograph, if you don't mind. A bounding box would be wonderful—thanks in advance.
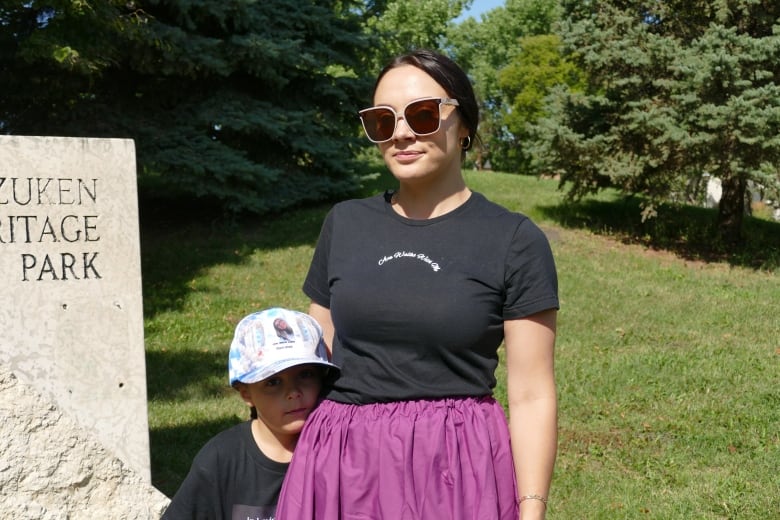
[716,175,746,245]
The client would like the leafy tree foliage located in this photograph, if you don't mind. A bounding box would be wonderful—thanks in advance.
[532,0,780,242]
[448,0,562,171]
[498,33,584,171]
[1,0,369,214]
[362,0,471,76]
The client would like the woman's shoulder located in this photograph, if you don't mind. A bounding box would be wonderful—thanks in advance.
[467,191,530,222]
[466,192,555,244]
[329,192,388,216]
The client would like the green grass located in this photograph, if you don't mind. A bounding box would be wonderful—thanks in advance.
[142,170,780,518]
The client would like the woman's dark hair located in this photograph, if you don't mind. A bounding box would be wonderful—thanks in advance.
[374,49,479,151]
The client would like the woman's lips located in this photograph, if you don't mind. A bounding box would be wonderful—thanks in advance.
[394,150,422,162]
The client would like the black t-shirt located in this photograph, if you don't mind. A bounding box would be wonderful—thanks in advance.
[303,191,559,404]
[161,421,287,520]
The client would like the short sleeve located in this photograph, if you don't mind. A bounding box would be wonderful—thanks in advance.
[302,208,335,308]
[161,444,221,519]
[503,219,559,319]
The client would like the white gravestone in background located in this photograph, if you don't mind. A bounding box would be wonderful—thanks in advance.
[0,136,151,481]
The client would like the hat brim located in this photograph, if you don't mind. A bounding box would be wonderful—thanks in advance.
[231,358,339,386]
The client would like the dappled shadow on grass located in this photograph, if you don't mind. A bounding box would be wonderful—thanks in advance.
[146,348,242,497]
[538,196,780,271]
[139,194,330,318]
[145,348,227,402]
[138,168,396,320]
[150,416,245,498]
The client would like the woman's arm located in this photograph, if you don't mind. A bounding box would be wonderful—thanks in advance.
[504,309,558,520]
[308,301,334,358]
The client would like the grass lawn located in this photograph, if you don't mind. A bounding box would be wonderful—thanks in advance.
[141,169,779,518]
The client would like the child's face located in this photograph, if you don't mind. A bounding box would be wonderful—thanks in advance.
[241,364,323,437]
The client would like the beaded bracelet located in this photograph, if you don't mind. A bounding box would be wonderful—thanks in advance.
[519,494,548,508]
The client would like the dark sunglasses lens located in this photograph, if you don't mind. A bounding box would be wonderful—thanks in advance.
[405,100,440,135]
[361,108,396,141]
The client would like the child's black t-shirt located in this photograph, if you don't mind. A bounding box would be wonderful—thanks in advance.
[162,420,287,520]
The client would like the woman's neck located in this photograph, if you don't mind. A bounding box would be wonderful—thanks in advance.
[391,180,471,220]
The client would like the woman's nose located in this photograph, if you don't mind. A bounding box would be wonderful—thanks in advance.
[393,115,415,140]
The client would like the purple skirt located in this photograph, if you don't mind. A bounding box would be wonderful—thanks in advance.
[277,397,518,519]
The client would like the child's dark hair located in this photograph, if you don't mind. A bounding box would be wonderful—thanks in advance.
[374,49,479,151]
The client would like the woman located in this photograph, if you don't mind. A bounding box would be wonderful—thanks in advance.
[277,49,559,520]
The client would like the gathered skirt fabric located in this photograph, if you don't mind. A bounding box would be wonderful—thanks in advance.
[276,396,518,520]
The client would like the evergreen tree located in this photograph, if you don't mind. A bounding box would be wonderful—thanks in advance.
[1,0,369,214]
[532,0,780,243]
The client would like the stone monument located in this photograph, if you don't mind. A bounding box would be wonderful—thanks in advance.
[0,366,170,518]
[0,135,151,481]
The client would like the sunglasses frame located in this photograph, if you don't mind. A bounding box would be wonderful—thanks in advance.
[358,97,460,143]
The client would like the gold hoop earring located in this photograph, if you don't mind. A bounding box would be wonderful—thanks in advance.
[461,135,472,150]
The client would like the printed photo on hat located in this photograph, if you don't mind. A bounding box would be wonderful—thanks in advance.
[228,307,339,386]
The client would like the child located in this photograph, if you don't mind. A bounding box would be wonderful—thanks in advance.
[162,307,338,520]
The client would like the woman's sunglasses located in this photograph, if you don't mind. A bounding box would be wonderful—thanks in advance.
[358,97,460,143]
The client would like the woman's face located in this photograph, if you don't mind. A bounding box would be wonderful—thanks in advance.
[373,65,469,186]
